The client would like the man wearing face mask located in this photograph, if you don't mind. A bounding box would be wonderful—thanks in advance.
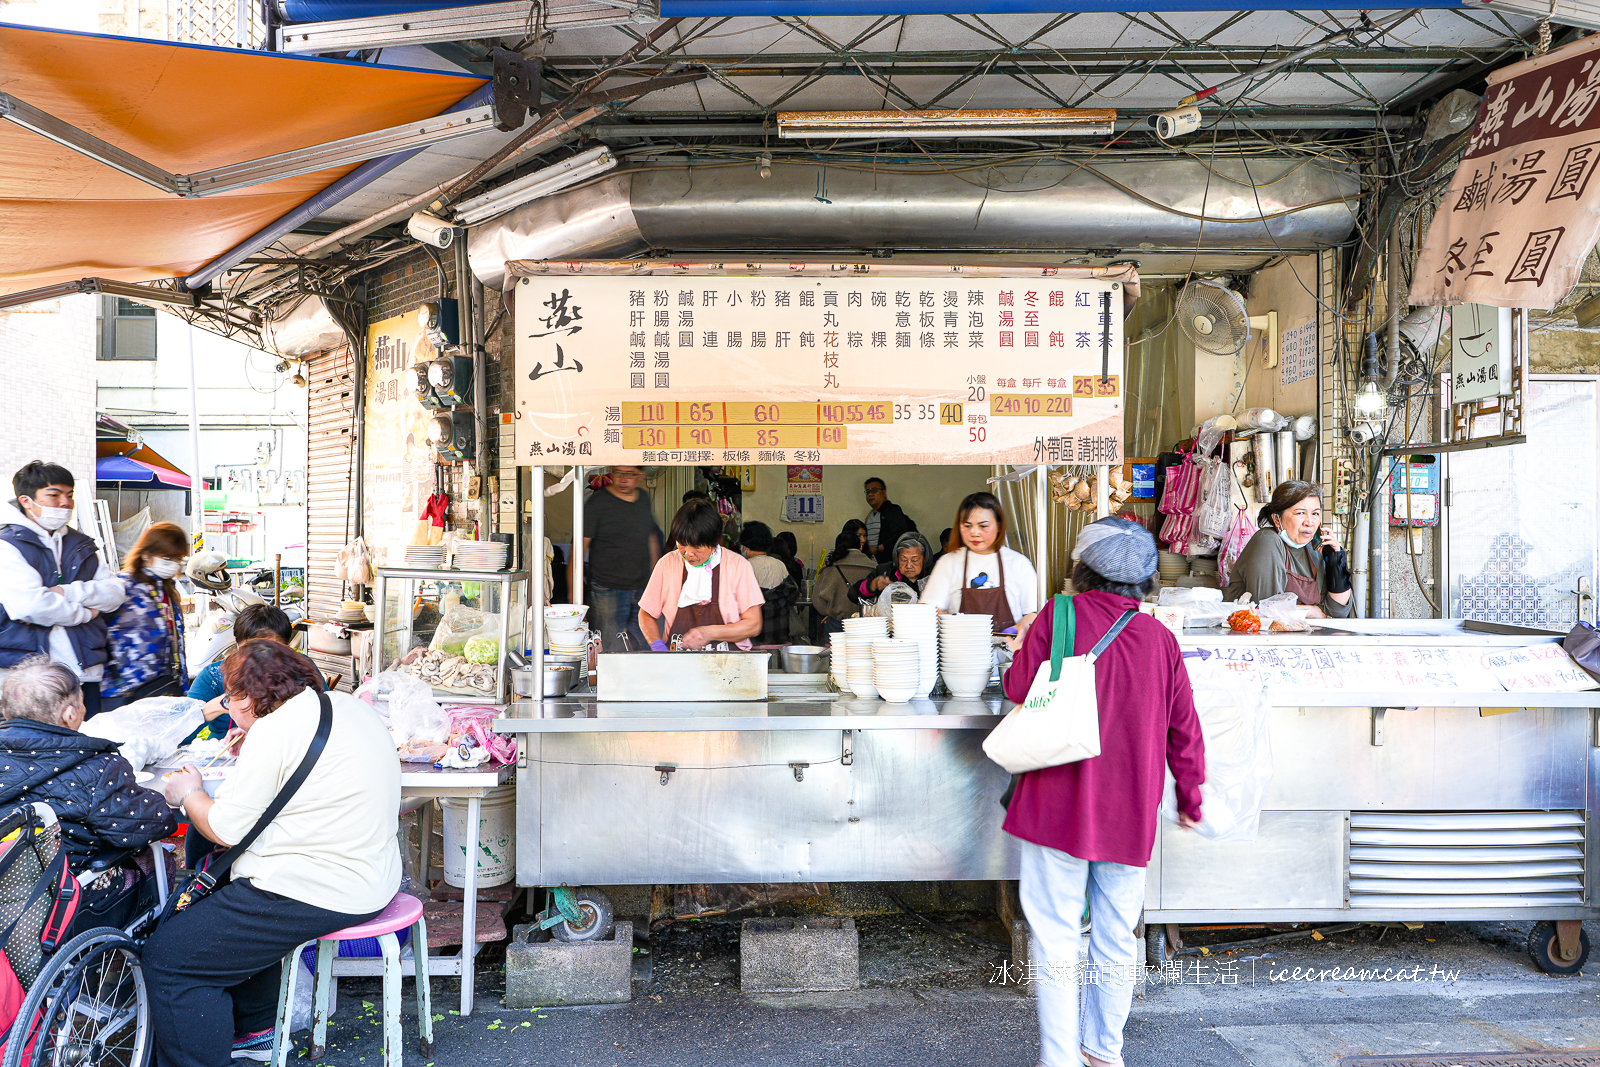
[0,461,125,717]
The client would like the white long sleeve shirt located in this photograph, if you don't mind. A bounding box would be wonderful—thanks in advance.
[0,501,124,680]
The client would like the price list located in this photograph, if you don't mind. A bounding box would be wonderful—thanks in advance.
[514,273,1125,466]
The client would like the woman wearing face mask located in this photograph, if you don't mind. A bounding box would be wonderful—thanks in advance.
[637,497,765,651]
[103,522,192,710]
[1224,480,1353,619]
[920,492,1040,640]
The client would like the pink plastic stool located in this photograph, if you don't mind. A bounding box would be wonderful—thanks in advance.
[271,893,432,1067]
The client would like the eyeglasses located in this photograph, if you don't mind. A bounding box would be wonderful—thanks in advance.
[220,695,231,710]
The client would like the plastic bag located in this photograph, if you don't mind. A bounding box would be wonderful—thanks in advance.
[1217,507,1257,589]
[429,605,500,656]
[1257,591,1312,632]
[874,581,921,616]
[81,696,206,771]
[1157,587,1223,607]
[445,707,517,764]
[387,672,451,743]
[1195,457,1232,539]
[1160,674,1273,841]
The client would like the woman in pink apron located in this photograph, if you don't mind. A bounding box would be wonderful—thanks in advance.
[1223,480,1353,618]
[637,497,765,651]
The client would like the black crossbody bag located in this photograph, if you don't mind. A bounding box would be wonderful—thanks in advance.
[158,690,333,925]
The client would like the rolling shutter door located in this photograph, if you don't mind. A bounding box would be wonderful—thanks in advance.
[305,345,358,651]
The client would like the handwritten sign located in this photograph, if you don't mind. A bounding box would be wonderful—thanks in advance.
[1182,642,1508,694]
[512,272,1124,466]
[1411,32,1600,310]
[1279,320,1317,387]
[1482,644,1600,692]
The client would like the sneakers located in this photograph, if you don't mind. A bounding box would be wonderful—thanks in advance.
[231,1029,274,1061]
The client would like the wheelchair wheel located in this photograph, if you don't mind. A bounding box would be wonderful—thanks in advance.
[2,927,150,1067]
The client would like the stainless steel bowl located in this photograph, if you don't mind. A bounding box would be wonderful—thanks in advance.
[781,645,828,674]
[511,664,575,698]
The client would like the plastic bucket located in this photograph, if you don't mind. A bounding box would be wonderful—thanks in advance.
[441,783,515,887]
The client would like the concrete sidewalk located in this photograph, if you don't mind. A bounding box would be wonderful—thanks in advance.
[305,916,1600,1067]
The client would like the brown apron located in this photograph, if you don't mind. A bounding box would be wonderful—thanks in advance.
[669,560,724,642]
[959,549,1017,634]
[1283,545,1323,608]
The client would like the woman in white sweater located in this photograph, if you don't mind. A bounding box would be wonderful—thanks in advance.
[920,491,1039,635]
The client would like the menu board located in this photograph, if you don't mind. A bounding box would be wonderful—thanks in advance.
[1482,644,1599,692]
[1182,642,1513,694]
[512,273,1124,466]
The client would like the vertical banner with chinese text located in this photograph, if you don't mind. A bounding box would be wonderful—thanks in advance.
[512,267,1126,467]
[363,311,440,563]
[1412,33,1600,309]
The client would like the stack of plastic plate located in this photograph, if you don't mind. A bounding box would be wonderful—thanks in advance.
[939,613,996,698]
[454,540,509,571]
[871,638,921,703]
[403,544,446,568]
[827,632,848,687]
[841,616,889,698]
[889,603,939,696]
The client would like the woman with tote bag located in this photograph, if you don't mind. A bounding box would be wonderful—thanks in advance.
[999,517,1206,1067]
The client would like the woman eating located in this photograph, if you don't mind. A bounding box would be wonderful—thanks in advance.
[146,639,400,1066]
[102,522,191,711]
[850,530,934,606]
[1224,480,1353,618]
[920,491,1040,636]
[637,497,765,651]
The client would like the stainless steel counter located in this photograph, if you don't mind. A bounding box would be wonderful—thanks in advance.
[496,623,1600,927]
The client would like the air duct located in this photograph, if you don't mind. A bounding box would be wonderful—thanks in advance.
[467,157,1359,289]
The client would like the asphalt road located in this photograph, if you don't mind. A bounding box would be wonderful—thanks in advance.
[307,915,1600,1067]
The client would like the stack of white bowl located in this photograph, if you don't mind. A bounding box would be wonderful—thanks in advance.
[827,632,848,687]
[871,638,921,703]
[889,603,939,696]
[939,613,996,697]
[841,616,890,698]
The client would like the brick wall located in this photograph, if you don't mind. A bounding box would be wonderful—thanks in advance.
[0,294,98,509]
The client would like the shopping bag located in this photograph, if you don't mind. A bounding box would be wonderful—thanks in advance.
[983,597,1135,774]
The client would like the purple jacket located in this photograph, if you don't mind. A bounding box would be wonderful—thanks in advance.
[1000,589,1206,868]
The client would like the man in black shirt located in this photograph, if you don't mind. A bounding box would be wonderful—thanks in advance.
[575,466,660,652]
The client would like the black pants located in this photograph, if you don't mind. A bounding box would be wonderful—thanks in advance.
[81,681,101,720]
[143,879,379,1067]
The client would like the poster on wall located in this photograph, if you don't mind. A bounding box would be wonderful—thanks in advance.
[787,464,823,494]
[1278,320,1317,386]
[512,267,1126,467]
[363,311,441,564]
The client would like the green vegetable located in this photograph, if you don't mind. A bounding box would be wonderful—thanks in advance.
[463,635,499,664]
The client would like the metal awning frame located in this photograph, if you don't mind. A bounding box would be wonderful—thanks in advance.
[0,91,501,198]
[0,276,200,311]
[276,0,660,54]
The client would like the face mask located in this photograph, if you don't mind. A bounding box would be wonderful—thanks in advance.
[31,506,71,532]
[146,558,181,579]
[1277,528,1306,548]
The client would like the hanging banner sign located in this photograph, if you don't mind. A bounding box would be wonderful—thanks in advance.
[1411,33,1600,310]
[512,267,1125,466]
[363,311,441,564]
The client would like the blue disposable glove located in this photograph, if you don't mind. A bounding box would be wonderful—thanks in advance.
[650,640,670,652]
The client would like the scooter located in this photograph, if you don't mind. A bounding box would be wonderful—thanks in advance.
[184,551,307,672]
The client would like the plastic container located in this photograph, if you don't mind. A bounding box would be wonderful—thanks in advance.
[441,782,515,887]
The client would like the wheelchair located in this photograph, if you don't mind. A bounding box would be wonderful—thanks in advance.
[0,803,169,1067]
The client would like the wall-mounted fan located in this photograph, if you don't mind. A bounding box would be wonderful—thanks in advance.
[1175,278,1278,366]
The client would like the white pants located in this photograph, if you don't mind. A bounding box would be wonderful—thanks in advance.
[1018,840,1147,1066]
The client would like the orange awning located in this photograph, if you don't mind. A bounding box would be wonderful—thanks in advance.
[0,22,485,297]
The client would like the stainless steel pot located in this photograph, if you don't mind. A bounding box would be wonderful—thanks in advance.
[511,664,575,698]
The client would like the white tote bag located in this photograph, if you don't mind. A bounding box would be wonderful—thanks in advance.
[982,596,1136,774]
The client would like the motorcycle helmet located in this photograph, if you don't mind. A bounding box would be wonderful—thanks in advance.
[187,550,232,593]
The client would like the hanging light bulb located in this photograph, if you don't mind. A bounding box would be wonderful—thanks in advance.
[1351,378,1388,420]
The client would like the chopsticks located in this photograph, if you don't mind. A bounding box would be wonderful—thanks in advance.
[197,732,243,771]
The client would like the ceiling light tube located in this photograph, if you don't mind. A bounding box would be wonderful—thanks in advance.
[776,108,1116,140]
[452,145,617,226]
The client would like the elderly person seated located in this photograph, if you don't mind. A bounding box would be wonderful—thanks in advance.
[144,639,400,1066]
[0,655,177,932]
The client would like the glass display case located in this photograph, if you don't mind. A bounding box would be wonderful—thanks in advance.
[373,567,528,705]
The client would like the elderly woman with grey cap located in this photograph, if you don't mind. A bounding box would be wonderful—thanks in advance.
[1000,517,1206,1067]
[847,530,934,607]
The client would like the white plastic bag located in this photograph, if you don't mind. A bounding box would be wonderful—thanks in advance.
[1257,591,1312,632]
[81,696,206,771]
[1161,675,1273,841]
[386,672,451,743]
[429,605,501,656]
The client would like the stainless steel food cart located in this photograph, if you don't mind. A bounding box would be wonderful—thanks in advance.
[496,620,1600,972]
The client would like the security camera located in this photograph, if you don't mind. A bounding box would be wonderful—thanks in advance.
[1348,422,1378,447]
[1147,105,1202,140]
[407,212,456,249]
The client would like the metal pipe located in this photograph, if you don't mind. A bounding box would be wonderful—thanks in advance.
[1351,513,1369,618]
[1369,226,1403,619]
[572,467,585,607]
[1181,10,1420,105]
[186,326,203,541]
[183,82,492,290]
[1033,463,1048,607]
[296,106,603,259]
[530,465,545,688]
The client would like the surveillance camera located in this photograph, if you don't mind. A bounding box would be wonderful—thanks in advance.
[1348,423,1377,447]
[1147,105,1202,140]
[407,212,456,249]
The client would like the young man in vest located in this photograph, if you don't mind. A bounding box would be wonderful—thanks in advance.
[0,461,125,716]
